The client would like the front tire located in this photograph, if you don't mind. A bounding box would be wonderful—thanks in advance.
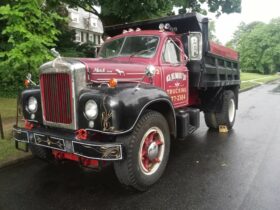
[29,144,53,161]
[114,110,170,191]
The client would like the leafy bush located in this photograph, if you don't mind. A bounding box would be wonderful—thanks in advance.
[0,0,60,96]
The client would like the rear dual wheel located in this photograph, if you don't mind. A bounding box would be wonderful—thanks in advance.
[114,110,170,191]
[204,90,236,130]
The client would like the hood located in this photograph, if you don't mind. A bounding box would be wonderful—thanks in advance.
[79,57,148,83]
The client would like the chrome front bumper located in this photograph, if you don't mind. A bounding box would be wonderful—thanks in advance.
[13,127,123,161]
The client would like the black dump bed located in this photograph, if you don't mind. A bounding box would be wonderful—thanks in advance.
[105,13,240,89]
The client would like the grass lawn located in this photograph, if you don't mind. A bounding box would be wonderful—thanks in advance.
[240,72,280,90]
[0,140,29,165]
[0,97,30,165]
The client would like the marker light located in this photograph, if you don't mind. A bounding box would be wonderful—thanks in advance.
[108,78,118,88]
[159,23,165,31]
[24,79,30,88]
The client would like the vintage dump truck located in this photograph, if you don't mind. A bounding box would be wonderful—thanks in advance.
[13,13,240,191]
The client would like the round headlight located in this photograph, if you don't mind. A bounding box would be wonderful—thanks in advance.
[85,100,98,120]
[27,96,38,113]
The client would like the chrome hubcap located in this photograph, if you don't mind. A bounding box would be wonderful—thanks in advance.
[139,127,165,175]
[147,142,159,160]
[228,99,235,123]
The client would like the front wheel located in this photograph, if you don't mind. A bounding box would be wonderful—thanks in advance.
[114,110,170,191]
[29,144,53,161]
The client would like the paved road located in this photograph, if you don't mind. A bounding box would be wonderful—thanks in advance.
[1,81,280,210]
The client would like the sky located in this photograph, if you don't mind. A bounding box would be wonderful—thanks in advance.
[211,0,280,44]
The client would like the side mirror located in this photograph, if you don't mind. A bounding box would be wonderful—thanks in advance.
[26,73,32,81]
[25,73,36,86]
[145,65,156,77]
[188,32,203,61]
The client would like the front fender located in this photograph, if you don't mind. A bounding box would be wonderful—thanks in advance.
[78,83,175,135]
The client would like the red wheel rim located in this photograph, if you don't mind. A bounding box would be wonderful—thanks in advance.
[139,127,165,175]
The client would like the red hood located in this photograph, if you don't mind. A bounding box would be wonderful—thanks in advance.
[79,57,148,83]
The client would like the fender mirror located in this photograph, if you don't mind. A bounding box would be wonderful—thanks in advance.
[188,32,203,61]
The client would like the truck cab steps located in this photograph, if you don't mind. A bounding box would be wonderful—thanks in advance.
[176,108,200,139]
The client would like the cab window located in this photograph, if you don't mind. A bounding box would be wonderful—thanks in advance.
[162,39,181,64]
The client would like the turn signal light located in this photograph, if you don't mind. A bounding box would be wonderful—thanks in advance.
[24,120,33,130]
[24,79,30,88]
[108,78,118,88]
[75,129,88,140]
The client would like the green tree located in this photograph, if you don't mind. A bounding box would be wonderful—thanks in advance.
[226,21,263,50]
[237,19,280,74]
[0,0,61,94]
[208,21,221,44]
[173,0,241,16]
[56,0,241,25]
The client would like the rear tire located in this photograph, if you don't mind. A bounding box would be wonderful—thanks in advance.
[29,144,53,161]
[204,112,218,129]
[204,90,236,130]
[114,110,170,191]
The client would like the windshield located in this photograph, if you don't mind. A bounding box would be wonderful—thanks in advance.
[99,36,159,58]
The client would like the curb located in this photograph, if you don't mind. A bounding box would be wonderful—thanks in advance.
[240,78,280,93]
[0,154,33,170]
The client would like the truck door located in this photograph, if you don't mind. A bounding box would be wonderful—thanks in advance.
[161,37,189,108]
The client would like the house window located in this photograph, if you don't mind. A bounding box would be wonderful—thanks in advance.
[75,31,81,42]
[81,32,84,42]
[70,12,79,23]
[90,18,97,28]
[89,34,93,42]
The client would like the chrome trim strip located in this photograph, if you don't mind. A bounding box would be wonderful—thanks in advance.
[72,141,123,161]
[27,120,38,123]
[13,128,29,143]
[126,73,145,75]
[34,133,66,152]
[91,73,117,75]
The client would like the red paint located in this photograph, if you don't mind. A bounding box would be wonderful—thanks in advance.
[141,130,163,171]
[209,41,238,61]
[78,30,237,109]
[52,150,99,167]
[188,88,201,106]
[24,120,34,130]
[40,73,72,124]
[75,129,88,140]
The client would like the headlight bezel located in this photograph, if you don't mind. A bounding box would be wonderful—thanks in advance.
[27,96,38,113]
[84,99,98,120]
